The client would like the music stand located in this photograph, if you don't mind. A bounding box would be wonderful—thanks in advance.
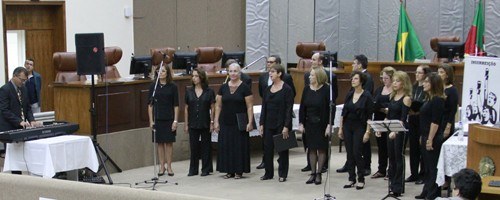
[368,120,407,200]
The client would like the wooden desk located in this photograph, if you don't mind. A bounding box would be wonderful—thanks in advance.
[467,124,500,176]
[480,176,500,200]
[53,72,261,135]
[290,61,464,104]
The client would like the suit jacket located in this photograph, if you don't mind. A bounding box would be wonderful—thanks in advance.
[0,82,35,131]
[32,71,42,105]
[258,72,296,98]
[241,72,253,90]
[362,70,374,95]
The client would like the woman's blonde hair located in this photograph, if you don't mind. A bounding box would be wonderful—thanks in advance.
[391,71,412,99]
[312,67,328,86]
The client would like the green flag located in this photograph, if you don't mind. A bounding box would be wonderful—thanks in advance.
[464,0,485,56]
[394,3,425,62]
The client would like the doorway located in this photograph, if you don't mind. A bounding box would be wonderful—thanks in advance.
[3,1,66,111]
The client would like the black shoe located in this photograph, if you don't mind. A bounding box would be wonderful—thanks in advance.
[260,175,272,180]
[405,175,417,182]
[306,174,316,184]
[415,179,424,185]
[200,172,209,176]
[355,182,365,190]
[414,194,425,199]
[315,173,322,185]
[389,192,401,197]
[256,162,265,169]
[343,181,356,188]
[301,165,312,172]
[187,172,198,176]
[336,166,348,173]
[363,169,371,176]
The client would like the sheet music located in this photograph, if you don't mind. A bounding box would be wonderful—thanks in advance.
[368,120,407,132]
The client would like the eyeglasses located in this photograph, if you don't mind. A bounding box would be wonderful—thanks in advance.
[16,76,27,83]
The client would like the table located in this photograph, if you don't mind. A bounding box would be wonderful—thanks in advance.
[480,176,500,199]
[436,134,468,186]
[3,135,99,179]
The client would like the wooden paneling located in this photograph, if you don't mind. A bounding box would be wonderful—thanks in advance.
[53,72,261,135]
[4,2,66,111]
[467,124,500,177]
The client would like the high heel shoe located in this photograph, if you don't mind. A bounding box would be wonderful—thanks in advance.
[306,173,316,184]
[167,168,174,176]
[315,173,322,185]
[355,182,365,190]
[158,168,166,176]
[343,181,355,188]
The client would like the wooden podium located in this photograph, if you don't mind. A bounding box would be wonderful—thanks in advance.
[467,124,500,175]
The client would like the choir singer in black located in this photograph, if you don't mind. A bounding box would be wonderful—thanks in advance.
[258,63,294,182]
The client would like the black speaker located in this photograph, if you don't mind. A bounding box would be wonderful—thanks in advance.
[75,33,105,75]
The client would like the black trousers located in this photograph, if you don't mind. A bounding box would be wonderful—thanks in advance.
[388,132,405,194]
[375,131,388,174]
[263,127,289,178]
[408,115,424,178]
[420,136,442,199]
[188,128,213,174]
[344,120,366,183]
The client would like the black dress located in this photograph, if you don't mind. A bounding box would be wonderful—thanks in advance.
[299,85,332,150]
[216,83,252,174]
[386,96,410,194]
[408,84,425,178]
[442,86,459,139]
[148,82,179,143]
[373,86,390,175]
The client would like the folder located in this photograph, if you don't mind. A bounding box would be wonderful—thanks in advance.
[273,132,298,152]
[236,113,256,132]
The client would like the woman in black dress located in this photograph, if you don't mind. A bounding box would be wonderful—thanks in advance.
[184,68,215,176]
[415,72,445,200]
[298,67,333,185]
[386,71,412,197]
[148,65,179,176]
[372,66,395,179]
[438,64,458,140]
[214,62,254,179]
[338,71,374,190]
[406,65,431,183]
[259,63,294,182]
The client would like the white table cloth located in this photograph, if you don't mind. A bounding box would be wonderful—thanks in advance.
[3,135,99,179]
[436,134,468,186]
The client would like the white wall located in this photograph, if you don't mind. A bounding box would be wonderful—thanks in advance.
[0,7,5,84]
[66,0,134,77]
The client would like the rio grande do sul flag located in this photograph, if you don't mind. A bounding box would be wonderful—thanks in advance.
[464,0,485,56]
[394,3,425,62]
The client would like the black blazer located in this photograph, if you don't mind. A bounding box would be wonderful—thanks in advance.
[258,72,296,98]
[0,82,35,131]
[362,70,374,95]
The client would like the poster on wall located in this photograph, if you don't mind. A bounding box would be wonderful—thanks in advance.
[461,56,500,126]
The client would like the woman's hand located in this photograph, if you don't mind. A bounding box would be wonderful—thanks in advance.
[443,127,451,138]
[184,123,189,134]
[426,139,434,151]
[325,125,332,137]
[375,131,381,137]
[214,121,220,133]
[388,132,396,140]
[362,131,370,143]
[149,122,155,129]
[172,121,178,132]
[338,128,344,140]
[259,125,264,137]
[282,127,289,139]
[298,124,304,134]
[246,123,253,132]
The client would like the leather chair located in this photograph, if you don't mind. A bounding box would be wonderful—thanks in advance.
[430,36,460,62]
[150,47,175,66]
[102,46,122,79]
[53,52,86,83]
[296,42,326,70]
[195,47,223,72]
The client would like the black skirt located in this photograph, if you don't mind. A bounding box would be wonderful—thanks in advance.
[216,124,251,174]
[152,120,176,143]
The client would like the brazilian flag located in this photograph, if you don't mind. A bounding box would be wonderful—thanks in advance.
[394,3,425,62]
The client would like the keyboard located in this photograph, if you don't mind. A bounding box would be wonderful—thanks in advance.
[0,121,79,143]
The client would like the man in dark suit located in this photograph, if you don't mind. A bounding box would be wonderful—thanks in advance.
[0,67,42,174]
[301,52,338,172]
[255,55,296,169]
[336,54,374,176]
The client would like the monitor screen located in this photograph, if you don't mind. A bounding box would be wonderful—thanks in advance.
[173,52,198,74]
[130,56,152,78]
[438,42,464,62]
[221,51,245,68]
[314,51,338,68]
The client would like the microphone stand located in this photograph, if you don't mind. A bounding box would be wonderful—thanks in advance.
[316,51,336,200]
[135,58,171,190]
